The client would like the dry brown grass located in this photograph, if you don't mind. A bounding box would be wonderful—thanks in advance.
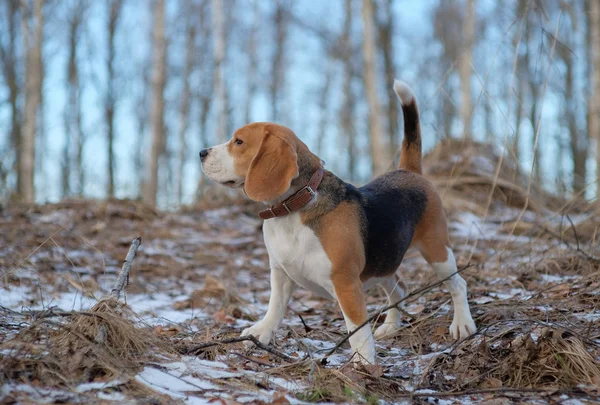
[425,324,600,391]
[0,298,172,387]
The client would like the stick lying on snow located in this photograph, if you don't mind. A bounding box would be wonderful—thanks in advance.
[110,237,142,300]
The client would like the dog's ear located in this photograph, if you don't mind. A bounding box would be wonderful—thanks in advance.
[244,126,299,202]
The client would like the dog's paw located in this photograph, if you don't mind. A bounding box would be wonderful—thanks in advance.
[373,322,401,340]
[240,322,274,348]
[449,311,476,340]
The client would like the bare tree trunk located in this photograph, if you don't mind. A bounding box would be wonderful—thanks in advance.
[106,0,122,199]
[513,80,523,159]
[271,0,288,122]
[524,22,541,182]
[19,0,43,203]
[245,0,259,124]
[195,97,211,199]
[35,25,45,200]
[62,1,85,199]
[144,0,167,206]
[442,89,454,138]
[528,87,541,181]
[316,62,333,157]
[212,0,228,142]
[341,0,356,182]
[378,0,398,161]
[362,0,386,176]
[559,9,587,195]
[135,65,149,199]
[589,0,600,201]
[566,51,587,194]
[512,0,528,161]
[459,0,475,139]
[177,0,195,206]
[1,0,22,196]
[194,0,212,200]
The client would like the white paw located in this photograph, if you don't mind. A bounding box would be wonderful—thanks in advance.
[240,321,275,348]
[449,311,476,340]
[374,322,401,340]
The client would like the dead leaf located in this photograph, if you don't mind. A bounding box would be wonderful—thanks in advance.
[154,325,182,337]
[362,364,384,378]
[213,309,236,324]
[481,377,503,388]
[271,392,290,404]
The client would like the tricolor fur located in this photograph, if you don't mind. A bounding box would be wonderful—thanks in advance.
[200,80,476,364]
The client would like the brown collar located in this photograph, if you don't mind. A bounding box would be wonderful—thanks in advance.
[259,169,324,220]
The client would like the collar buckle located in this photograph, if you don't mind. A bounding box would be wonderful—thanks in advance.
[282,201,292,214]
[303,186,316,199]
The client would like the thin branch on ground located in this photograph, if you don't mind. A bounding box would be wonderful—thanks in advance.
[110,237,142,300]
[181,335,299,363]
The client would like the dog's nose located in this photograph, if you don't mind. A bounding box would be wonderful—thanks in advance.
[199,148,210,161]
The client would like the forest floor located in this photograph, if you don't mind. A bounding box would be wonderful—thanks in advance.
[1,140,600,405]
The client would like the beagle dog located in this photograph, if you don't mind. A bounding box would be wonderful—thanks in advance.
[200,80,476,363]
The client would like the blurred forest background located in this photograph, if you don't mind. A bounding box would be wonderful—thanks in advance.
[0,0,599,209]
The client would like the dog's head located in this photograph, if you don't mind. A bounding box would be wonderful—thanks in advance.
[200,123,308,202]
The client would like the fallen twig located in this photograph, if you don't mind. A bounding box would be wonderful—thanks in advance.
[320,263,475,365]
[111,237,142,300]
[181,335,299,363]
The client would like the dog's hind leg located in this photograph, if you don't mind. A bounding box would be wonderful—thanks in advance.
[373,275,407,339]
[419,243,476,340]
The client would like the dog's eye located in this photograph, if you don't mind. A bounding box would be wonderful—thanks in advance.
[234,138,243,146]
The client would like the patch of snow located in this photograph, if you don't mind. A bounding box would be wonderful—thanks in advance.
[136,367,205,398]
[183,356,242,379]
[97,391,128,401]
[76,379,125,392]
[540,274,577,283]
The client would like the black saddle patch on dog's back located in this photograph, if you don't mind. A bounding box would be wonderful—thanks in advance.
[356,170,427,279]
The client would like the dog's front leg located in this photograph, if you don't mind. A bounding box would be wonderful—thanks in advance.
[241,264,294,347]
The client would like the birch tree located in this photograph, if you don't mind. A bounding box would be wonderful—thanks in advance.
[212,0,228,142]
[176,0,196,205]
[106,0,123,198]
[144,0,167,206]
[0,1,22,195]
[245,0,259,124]
[433,0,461,138]
[362,0,386,176]
[20,0,44,203]
[377,0,398,157]
[271,0,288,122]
[341,0,357,181]
[589,0,600,201]
[558,5,587,195]
[62,0,86,198]
[459,0,475,139]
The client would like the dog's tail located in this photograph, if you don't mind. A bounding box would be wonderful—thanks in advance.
[393,80,422,175]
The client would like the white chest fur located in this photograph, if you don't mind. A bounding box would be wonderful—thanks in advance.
[262,214,334,299]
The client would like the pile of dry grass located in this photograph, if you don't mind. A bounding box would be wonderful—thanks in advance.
[0,299,171,387]
[1,237,173,389]
[425,324,600,391]
[423,139,570,214]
